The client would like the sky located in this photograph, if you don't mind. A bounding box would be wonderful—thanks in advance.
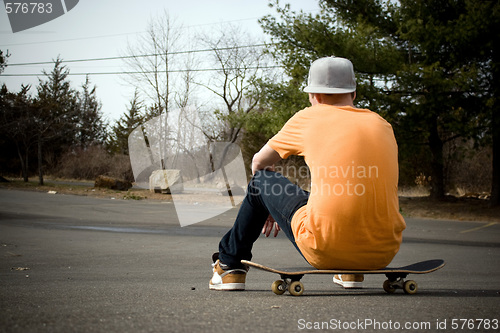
[0,0,320,124]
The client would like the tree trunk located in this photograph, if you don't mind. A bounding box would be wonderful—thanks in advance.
[15,142,29,182]
[490,86,500,206]
[38,136,44,186]
[490,34,500,207]
[428,115,445,200]
[25,150,29,182]
[492,119,499,206]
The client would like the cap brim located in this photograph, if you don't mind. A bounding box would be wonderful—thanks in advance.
[303,86,356,94]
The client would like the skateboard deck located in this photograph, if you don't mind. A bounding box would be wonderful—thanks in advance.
[241,259,445,296]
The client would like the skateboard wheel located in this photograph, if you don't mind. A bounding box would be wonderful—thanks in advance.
[403,280,418,294]
[271,280,286,295]
[289,281,304,296]
[383,280,396,294]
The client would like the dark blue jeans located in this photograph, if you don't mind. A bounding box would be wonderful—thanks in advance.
[218,170,309,269]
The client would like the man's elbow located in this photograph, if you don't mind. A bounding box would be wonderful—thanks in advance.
[251,152,274,174]
[251,144,281,174]
[251,154,265,173]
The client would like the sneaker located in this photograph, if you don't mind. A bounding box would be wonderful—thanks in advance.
[333,274,364,289]
[209,253,247,291]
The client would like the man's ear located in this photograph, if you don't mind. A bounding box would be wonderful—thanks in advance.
[309,93,317,105]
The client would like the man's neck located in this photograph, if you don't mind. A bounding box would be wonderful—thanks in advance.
[310,93,355,107]
[325,101,354,107]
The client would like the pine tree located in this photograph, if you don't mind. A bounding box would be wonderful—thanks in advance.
[0,84,37,181]
[34,57,78,185]
[76,76,107,148]
[0,50,9,74]
[110,90,145,155]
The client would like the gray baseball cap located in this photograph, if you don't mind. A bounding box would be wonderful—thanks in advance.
[304,57,356,94]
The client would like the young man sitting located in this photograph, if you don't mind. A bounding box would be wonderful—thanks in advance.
[209,56,406,291]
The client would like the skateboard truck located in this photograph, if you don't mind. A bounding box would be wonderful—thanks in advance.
[383,272,418,294]
[272,274,305,296]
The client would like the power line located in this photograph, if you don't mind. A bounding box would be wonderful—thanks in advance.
[5,43,272,67]
[0,31,145,47]
[0,65,283,77]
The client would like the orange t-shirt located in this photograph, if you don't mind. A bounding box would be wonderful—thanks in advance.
[268,104,406,269]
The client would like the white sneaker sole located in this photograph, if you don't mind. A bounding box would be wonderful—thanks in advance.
[333,276,363,289]
[209,282,245,291]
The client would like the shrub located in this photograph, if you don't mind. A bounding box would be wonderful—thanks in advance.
[54,145,133,182]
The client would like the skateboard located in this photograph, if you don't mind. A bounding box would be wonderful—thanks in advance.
[241,259,445,296]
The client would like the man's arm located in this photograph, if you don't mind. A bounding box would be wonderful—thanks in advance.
[251,143,281,175]
[252,143,283,237]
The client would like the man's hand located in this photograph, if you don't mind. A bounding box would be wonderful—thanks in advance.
[262,215,281,237]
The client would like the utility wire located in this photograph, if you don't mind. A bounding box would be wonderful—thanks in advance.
[0,31,144,47]
[0,65,283,77]
[5,43,272,67]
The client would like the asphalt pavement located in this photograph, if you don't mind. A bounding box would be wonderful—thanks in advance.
[1,188,499,333]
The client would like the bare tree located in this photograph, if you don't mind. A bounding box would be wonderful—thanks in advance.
[123,11,197,118]
[196,24,270,144]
